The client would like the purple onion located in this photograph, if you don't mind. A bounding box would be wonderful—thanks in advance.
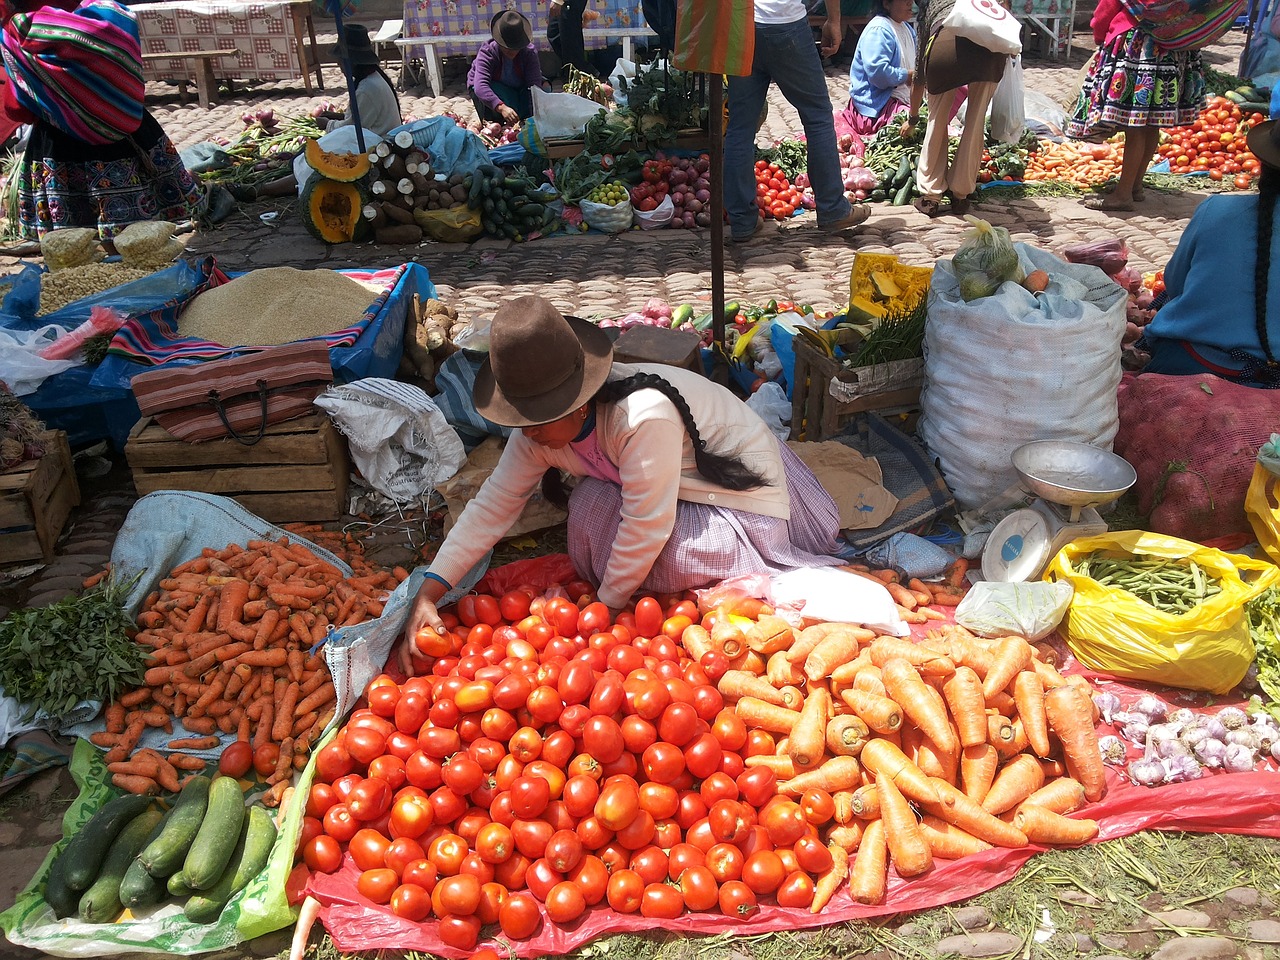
[1194,737,1227,768]
[1093,692,1122,725]
[1224,742,1256,773]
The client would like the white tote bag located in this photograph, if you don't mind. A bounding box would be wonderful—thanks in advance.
[943,0,1023,55]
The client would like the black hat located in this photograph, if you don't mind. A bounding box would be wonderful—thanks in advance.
[1247,119,1280,171]
[490,10,533,50]
[333,23,379,68]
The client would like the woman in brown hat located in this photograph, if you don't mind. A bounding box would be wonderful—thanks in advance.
[402,296,845,658]
[1141,118,1280,384]
[467,10,549,124]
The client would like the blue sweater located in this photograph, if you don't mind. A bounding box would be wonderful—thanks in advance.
[1145,193,1280,369]
[848,16,913,119]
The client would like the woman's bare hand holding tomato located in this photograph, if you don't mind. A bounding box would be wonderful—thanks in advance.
[400,579,449,674]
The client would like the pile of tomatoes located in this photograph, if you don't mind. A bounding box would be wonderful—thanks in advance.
[293,588,840,952]
[754,160,804,220]
[1157,97,1266,189]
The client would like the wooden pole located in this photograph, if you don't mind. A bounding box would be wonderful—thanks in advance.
[708,75,728,384]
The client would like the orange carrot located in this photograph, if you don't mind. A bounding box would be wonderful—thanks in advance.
[804,628,867,681]
[981,636,1034,700]
[273,682,301,742]
[831,790,856,824]
[960,743,999,803]
[111,773,159,795]
[919,778,1028,849]
[850,783,880,818]
[1018,777,1087,816]
[826,715,870,757]
[906,726,959,785]
[183,715,217,736]
[852,667,888,697]
[788,622,873,665]
[719,671,788,706]
[980,754,1046,815]
[987,713,1014,748]
[838,687,902,735]
[231,649,289,669]
[167,735,219,750]
[1010,804,1099,845]
[810,843,849,913]
[919,815,993,860]
[906,579,934,605]
[166,753,208,772]
[945,558,970,589]
[927,591,967,607]
[1043,685,1107,802]
[767,651,806,688]
[877,773,933,877]
[993,718,1030,762]
[778,755,862,794]
[942,666,988,748]
[1013,670,1051,757]
[881,658,959,755]
[297,681,336,717]
[848,818,888,905]
[743,755,796,778]
[786,687,830,770]
[734,696,801,734]
[859,738,938,805]
[827,823,864,853]
[867,636,955,677]
[745,615,795,655]
[216,578,251,632]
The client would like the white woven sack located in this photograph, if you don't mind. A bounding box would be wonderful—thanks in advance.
[917,244,1127,511]
[580,197,634,233]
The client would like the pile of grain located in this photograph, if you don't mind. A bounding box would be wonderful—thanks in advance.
[178,267,381,346]
[38,263,156,316]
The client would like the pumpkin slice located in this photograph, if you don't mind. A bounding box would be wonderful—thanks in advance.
[304,138,372,182]
[301,176,369,244]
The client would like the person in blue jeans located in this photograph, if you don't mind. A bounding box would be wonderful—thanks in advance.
[724,0,869,242]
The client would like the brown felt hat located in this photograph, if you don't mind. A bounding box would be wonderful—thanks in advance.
[473,296,614,428]
[1247,119,1280,171]
[491,10,533,50]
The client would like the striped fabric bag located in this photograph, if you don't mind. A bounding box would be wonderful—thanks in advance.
[673,0,755,76]
[0,0,144,144]
[1120,0,1248,51]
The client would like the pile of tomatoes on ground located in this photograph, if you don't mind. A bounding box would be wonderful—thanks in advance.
[292,587,841,953]
[754,160,805,220]
[1156,97,1266,188]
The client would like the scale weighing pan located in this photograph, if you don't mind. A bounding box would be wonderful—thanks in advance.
[1011,440,1137,520]
[983,441,1138,582]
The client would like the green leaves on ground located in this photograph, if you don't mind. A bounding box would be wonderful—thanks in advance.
[1246,585,1280,721]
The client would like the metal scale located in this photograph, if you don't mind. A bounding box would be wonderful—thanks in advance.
[982,440,1138,582]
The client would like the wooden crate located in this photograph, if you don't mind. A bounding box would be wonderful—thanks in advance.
[125,413,350,523]
[0,431,81,564]
[789,338,923,441]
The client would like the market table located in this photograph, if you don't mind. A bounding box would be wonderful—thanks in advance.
[396,0,653,96]
[134,0,324,99]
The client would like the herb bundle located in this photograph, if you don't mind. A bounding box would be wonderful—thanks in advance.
[846,299,927,367]
[0,573,146,721]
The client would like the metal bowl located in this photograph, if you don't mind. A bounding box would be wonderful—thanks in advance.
[1012,440,1137,511]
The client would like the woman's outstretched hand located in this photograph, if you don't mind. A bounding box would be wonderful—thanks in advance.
[399,585,448,674]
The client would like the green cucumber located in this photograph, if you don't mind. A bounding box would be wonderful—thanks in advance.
[670,303,694,328]
[892,179,914,206]
[140,775,211,878]
[167,871,195,897]
[78,808,164,924]
[183,807,278,924]
[182,776,245,891]
[44,849,81,919]
[119,809,175,909]
[61,793,154,892]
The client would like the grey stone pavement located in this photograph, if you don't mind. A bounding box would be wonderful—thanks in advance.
[4,25,1280,960]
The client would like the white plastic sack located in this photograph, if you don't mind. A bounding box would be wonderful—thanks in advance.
[633,194,674,230]
[314,378,466,503]
[293,126,383,196]
[580,196,634,233]
[747,381,792,441]
[0,324,78,395]
[531,86,607,139]
[918,243,1127,510]
[954,579,1074,640]
[770,567,909,636]
[989,55,1026,144]
[609,57,638,105]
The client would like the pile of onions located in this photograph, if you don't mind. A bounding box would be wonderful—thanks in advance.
[836,135,876,201]
[659,152,714,230]
[1094,692,1280,787]
[598,298,677,330]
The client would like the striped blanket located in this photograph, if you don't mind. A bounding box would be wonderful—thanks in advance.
[108,263,407,366]
[1120,0,1248,51]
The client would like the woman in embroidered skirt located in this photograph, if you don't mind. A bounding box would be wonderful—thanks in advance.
[401,296,845,664]
[1066,0,1207,211]
[0,0,201,240]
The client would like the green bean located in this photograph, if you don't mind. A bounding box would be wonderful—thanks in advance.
[1077,551,1221,614]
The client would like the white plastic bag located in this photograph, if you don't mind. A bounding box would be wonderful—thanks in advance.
[747,381,792,441]
[633,194,674,230]
[954,579,1074,640]
[314,378,467,503]
[580,196,634,233]
[942,0,1023,55]
[0,323,79,395]
[609,57,638,105]
[531,86,606,139]
[989,56,1026,144]
[918,243,1127,510]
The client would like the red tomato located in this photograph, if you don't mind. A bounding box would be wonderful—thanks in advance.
[357,867,398,904]
[302,835,342,873]
[350,828,390,871]
[428,832,469,876]
[706,842,744,883]
[512,818,555,860]
[306,783,337,820]
[801,788,835,825]
[500,589,534,622]
[441,755,484,795]
[545,880,588,923]
[718,879,759,919]
[558,660,596,706]
[389,794,434,840]
[794,835,834,874]
[367,683,401,719]
[595,778,640,831]
[607,868,644,913]
[545,598,581,637]
[525,858,564,900]
[418,726,462,759]
[582,715,625,763]
[620,716,658,754]
[633,597,665,637]
[683,733,722,780]
[627,844,670,885]
[563,775,601,819]
[545,829,585,873]
[577,601,612,636]
[314,741,354,783]
[385,837,426,877]
[322,803,358,843]
[433,874,482,917]
[667,842,706,880]
[347,778,392,822]
[642,742,686,784]
[568,854,609,905]
[677,865,719,912]
[641,882,684,919]
[499,890,542,939]
[742,850,786,895]
[390,883,432,921]
[402,858,438,892]
[638,782,679,820]
[736,766,777,807]
[708,800,751,844]
[253,743,281,779]
[699,772,739,807]
[367,755,407,791]
[218,741,253,779]
[438,914,481,950]
[477,881,507,925]
[475,821,514,864]
[761,800,807,846]
[776,871,815,909]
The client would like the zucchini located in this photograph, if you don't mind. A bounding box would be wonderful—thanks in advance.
[870,189,887,203]
[61,793,154,892]
[184,807,278,924]
[44,850,81,919]
[119,810,174,909]
[182,776,245,891]
[78,808,164,924]
[894,153,913,188]
[892,178,914,206]
[140,775,211,878]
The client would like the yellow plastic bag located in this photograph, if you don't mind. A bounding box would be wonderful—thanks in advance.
[412,205,483,243]
[1245,460,1280,567]
[1045,530,1278,694]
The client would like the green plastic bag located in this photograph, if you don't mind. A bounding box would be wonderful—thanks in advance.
[0,738,306,956]
[1045,530,1278,694]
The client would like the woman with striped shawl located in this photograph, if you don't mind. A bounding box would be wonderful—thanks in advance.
[0,0,201,240]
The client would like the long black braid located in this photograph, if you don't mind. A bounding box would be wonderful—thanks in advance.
[540,372,772,509]
[353,62,403,121]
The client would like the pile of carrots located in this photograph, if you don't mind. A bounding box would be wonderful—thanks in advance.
[1023,140,1123,188]
[702,601,1104,905]
[88,537,407,804]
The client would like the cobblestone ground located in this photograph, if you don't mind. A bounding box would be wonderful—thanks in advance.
[3,28,1280,960]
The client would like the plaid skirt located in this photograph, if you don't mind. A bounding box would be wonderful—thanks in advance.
[568,442,844,596]
[17,112,201,241]
[1065,28,1206,137]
